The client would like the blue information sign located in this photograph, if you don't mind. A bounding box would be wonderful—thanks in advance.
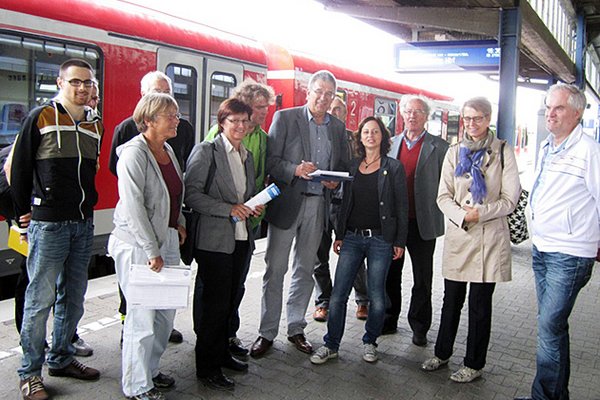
[394,40,500,72]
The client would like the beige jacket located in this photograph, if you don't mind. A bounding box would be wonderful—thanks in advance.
[437,136,521,283]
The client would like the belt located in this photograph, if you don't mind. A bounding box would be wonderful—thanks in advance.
[300,192,323,197]
[348,228,382,237]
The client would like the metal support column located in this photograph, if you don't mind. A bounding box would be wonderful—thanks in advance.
[497,3,521,145]
[575,10,586,89]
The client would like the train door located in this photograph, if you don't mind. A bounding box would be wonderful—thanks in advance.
[156,48,203,141]
[204,59,243,135]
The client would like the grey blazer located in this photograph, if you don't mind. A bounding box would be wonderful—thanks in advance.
[266,106,349,229]
[184,134,256,254]
[388,132,449,240]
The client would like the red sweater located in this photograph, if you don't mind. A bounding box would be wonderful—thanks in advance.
[398,138,423,219]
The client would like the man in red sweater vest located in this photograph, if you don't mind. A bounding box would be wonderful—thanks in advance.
[382,95,449,347]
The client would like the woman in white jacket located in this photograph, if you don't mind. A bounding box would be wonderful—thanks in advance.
[108,93,186,400]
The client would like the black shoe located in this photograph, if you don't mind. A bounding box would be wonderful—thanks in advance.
[381,324,397,335]
[412,333,428,347]
[152,372,175,389]
[199,372,235,391]
[228,337,249,358]
[514,397,533,400]
[222,357,248,372]
[168,328,183,344]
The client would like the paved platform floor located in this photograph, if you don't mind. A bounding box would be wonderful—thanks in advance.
[0,238,598,400]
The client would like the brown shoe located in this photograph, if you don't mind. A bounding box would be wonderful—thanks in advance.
[48,359,100,381]
[313,307,328,322]
[287,334,313,354]
[250,336,273,358]
[20,376,48,400]
[356,305,368,320]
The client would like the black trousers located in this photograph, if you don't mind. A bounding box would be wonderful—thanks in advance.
[384,218,436,335]
[434,279,496,370]
[193,241,249,377]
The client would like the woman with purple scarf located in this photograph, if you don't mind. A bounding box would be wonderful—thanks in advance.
[421,97,521,383]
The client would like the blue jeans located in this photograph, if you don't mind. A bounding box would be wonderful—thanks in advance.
[531,246,594,400]
[324,232,392,351]
[18,219,94,379]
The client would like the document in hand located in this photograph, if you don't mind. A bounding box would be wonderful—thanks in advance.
[128,264,192,310]
[308,169,353,182]
[232,183,281,222]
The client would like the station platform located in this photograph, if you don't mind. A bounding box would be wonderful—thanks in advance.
[0,237,598,400]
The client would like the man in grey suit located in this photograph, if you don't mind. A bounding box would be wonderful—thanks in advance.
[250,70,349,357]
[383,95,449,346]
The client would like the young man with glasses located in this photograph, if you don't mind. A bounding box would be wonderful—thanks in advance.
[12,58,103,400]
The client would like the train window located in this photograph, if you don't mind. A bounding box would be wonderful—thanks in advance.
[209,73,236,127]
[0,31,102,146]
[165,64,197,127]
[374,97,396,136]
[446,112,460,144]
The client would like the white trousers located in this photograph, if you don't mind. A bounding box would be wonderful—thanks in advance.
[108,229,179,397]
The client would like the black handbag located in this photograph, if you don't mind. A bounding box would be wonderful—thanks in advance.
[500,141,529,245]
[507,189,529,244]
[180,143,216,265]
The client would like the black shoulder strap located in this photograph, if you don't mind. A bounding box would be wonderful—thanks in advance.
[500,140,506,169]
[204,141,217,194]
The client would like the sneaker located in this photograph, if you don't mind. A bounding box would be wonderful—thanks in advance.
[20,376,48,400]
[313,307,328,322]
[72,337,93,357]
[48,359,100,380]
[421,356,449,371]
[127,388,166,400]
[450,366,482,383]
[228,337,249,358]
[362,343,378,363]
[168,328,183,344]
[152,372,175,389]
[310,346,338,365]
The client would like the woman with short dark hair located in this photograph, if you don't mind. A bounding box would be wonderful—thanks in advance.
[185,98,264,390]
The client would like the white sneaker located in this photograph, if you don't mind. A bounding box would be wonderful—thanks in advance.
[310,346,338,365]
[421,356,449,371]
[450,366,482,383]
[362,343,378,363]
[72,337,93,357]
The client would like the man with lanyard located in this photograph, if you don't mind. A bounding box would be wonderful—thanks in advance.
[383,95,449,347]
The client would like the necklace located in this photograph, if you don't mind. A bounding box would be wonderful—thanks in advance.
[363,156,381,169]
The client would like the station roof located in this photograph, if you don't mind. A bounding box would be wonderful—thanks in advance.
[317,0,600,93]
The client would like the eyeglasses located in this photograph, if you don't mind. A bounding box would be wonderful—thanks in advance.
[311,89,335,100]
[160,112,182,120]
[226,118,250,126]
[463,116,487,124]
[403,109,426,115]
[65,79,95,88]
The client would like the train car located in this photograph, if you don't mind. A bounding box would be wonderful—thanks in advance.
[0,0,455,288]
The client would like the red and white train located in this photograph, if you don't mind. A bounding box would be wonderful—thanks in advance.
[0,0,458,284]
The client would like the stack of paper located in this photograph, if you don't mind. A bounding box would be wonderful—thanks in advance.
[128,264,192,309]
